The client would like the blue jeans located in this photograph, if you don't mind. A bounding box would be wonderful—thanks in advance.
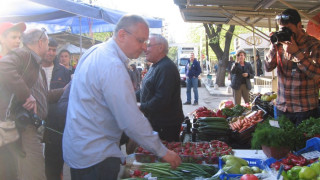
[186,77,198,103]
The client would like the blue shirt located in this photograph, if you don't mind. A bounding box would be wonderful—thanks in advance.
[62,39,167,169]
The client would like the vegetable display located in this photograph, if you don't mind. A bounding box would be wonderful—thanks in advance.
[221,104,248,117]
[297,117,320,138]
[130,162,217,179]
[196,117,229,134]
[194,106,225,118]
[251,116,302,150]
[220,155,263,175]
[134,140,232,164]
[270,152,317,171]
[229,110,264,133]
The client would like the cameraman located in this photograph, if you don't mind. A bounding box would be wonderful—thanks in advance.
[265,8,320,126]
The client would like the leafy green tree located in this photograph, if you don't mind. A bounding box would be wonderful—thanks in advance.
[204,24,235,86]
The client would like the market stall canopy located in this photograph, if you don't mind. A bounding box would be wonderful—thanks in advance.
[49,32,102,49]
[0,0,163,33]
[173,0,320,29]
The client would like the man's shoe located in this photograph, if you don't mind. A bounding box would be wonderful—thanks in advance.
[193,102,198,105]
[183,102,191,105]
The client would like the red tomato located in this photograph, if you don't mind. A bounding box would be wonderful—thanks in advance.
[240,174,259,180]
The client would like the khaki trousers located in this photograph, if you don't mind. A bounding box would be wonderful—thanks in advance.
[232,84,250,105]
[16,125,46,180]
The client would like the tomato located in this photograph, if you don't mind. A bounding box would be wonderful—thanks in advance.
[240,174,259,180]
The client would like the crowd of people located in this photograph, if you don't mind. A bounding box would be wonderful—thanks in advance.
[0,7,319,180]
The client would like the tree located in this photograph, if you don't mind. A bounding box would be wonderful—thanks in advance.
[204,24,235,87]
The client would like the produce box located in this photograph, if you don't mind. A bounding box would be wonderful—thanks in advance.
[230,106,267,144]
[134,153,157,163]
[219,157,265,180]
[296,137,320,155]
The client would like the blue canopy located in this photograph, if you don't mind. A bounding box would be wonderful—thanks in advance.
[0,0,162,34]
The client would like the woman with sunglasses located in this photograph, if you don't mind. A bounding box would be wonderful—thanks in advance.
[230,49,254,105]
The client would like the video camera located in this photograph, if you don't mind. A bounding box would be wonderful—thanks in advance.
[270,27,293,44]
[14,106,43,128]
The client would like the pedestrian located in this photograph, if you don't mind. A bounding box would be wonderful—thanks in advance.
[62,14,181,180]
[130,64,141,91]
[0,28,64,180]
[265,8,320,126]
[230,49,254,105]
[136,34,184,142]
[256,53,263,76]
[42,38,71,180]
[0,21,26,180]
[59,49,74,74]
[183,52,201,105]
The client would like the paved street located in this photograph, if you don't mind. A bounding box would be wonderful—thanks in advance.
[180,80,233,117]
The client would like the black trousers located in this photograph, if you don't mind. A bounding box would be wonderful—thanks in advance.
[276,108,319,126]
[153,124,181,142]
[45,141,64,180]
[70,157,121,180]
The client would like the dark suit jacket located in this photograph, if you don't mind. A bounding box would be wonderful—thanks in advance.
[230,61,254,90]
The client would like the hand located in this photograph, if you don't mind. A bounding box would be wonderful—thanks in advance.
[162,150,181,169]
[22,95,37,114]
[242,73,248,77]
[280,36,299,55]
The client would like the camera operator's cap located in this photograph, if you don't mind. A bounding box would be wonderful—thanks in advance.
[275,8,301,25]
[0,22,26,36]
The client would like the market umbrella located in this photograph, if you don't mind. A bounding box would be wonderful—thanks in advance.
[306,12,320,40]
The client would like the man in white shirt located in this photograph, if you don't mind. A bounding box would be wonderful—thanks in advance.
[63,14,181,180]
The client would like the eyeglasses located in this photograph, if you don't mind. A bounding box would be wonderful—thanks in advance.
[38,28,47,41]
[147,43,160,48]
[124,29,148,45]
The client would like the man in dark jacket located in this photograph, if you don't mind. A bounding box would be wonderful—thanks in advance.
[42,37,71,180]
[136,34,184,142]
[184,52,202,105]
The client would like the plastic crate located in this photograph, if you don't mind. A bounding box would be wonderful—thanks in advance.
[219,157,265,180]
[296,137,320,155]
[230,106,267,144]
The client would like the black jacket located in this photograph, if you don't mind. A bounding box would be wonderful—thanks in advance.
[136,56,184,128]
[230,61,254,90]
[44,58,71,144]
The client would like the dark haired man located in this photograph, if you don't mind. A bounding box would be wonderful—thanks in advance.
[42,38,71,180]
[265,8,320,126]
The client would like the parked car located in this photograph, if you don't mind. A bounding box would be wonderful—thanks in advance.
[179,67,201,87]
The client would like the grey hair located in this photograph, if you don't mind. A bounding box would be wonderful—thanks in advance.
[113,14,149,37]
[150,33,168,54]
[22,29,45,45]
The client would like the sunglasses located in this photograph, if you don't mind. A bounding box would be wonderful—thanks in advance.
[38,28,47,41]
[275,14,292,24]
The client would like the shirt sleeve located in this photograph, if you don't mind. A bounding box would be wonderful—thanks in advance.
[100,62,167,157]
[294,43,320,80]
[265,44,278,72]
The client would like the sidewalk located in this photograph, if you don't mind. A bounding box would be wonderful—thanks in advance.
[201,73,233,97]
